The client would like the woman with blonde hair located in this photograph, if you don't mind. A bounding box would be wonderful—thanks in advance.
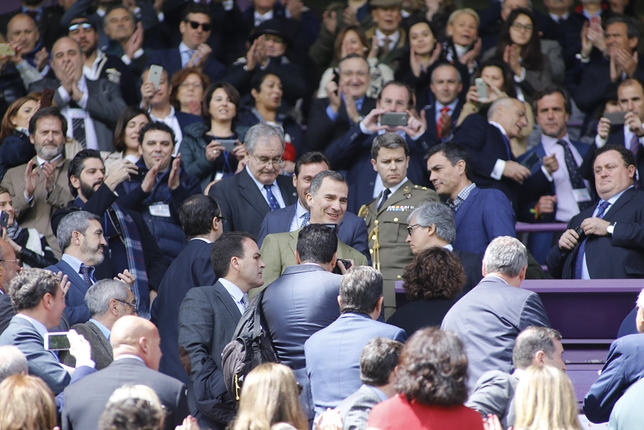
[233,363,308,430]
[0,374,58,430]
[513,365,582,430]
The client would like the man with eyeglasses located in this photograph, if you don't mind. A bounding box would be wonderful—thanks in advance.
[60,279,136,370]
[209,123,297,238]
[147,4,225,83]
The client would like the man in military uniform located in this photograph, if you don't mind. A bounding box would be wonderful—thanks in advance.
[359,133,439,318]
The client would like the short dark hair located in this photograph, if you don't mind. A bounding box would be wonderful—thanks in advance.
[294,152,330,177]
[138,121,176,146]
[395,328,468,406]
[337,53,369,70]
[210,232,256,278]
[183,3,211,21]
[28,107,68,137]
[378,81,414,109]
[103,5,134,28]
[513,327,562,370]
[606,15,640,41]
[593,144,635,168]
[250,71,281,95]
[9,269,60,312]
[113,107,150,152]
[402,247,466,301]
[178,195,221,239]
[426,142,472,181]
[360,338,403,387]
[532,85,571,115]
[296,224,338,265]
[339,266,383,314]
[68,149,103,198]
[371,133,409,159]
[309,170,347,197]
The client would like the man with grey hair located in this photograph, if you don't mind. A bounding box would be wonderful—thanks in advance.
[61,279,136,370]
[467,326,565,428]
[305,266,406,416]
[442,236,550,392]
[209,123,297,237]
[0,345,28,381]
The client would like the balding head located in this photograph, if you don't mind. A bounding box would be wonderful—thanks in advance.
[7,14,39,53]
[0,239,20,294]
[110,316,162,370]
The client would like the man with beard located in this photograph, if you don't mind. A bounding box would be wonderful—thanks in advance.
[0,107,74,258]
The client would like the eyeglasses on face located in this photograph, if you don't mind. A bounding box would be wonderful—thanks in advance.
[115,298,137,311]
[406,223,426,235]
[0,258,21,267]
[69,22,94,32]
[252,154,282,167]
[510,22,533,33]
[186,20,211,32]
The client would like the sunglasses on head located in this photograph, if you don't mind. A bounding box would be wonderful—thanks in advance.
[186,20,211,32]
[69,22,93,32]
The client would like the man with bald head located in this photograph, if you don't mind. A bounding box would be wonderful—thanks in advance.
[62,315,189,430]
[6,14,49,74]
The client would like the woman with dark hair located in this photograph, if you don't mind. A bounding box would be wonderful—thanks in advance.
[179,82,245,190]
[104,107,151,170]
[387,247,467,334]
[367,327,484,429]
[0,93,39,181]
[169,67,210,117]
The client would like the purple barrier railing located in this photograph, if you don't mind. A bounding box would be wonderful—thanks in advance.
[516,222,569,233]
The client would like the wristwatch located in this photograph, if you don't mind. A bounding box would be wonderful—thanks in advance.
[607,223,615,235]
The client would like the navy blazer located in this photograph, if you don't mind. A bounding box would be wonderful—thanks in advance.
[147,48,226,83]
[46,260,92,326]
[176,111,203,131]
[421,100,464,146]
[257,204,370,261]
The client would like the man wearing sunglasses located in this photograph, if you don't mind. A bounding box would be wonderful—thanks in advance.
[147,4,225,83]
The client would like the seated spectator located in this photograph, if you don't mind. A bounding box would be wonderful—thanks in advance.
[140,65,202,153]
[237,72,304,162]
[232,363,308,430]
[170,67,210,117]
[367,328,484,429]
[317,25,394,99]
[308,54,376,153]
[441,9,481,78]
[115,121,201,264]
[0,345,28,381]
[0,34,29,118]
[0,238,22,334]
[0,187,56,268]
[0,268,95,395]
[98,385,166,430]
[0,94,38,181]
[104,107,150,170]
[60,279,135,370]
[29,37,127,152]
[102,5,149,78]
[305,266,406,415]
[513,365,582,430]
[388,247,466,334]
[421,63,465,145]
[0,374,58,430]
[6,14,49,76]
[147,4,226,84]
[0,0,65,51]
[365,0,406,72]
[180,82,245,190]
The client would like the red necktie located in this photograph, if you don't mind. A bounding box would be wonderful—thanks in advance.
[436,106,450,138]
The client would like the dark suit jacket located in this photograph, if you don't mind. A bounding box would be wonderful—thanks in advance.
[0,292,14,335]
[257,203,370,260]
[583,333,644,424]
[421,101,464,146]
[453,186,516,256]
[46,260,92,326]
[0,6,64,50]
[209,168,297,238]
[147,48,226,83]
[306,97,377,152]
[62,357,189,430]
[305,313,406,415]
[546,187,644,279]
[0,316,71,395]
[335,384,383,430]
[453,248,483,293]
[441,277,550,392]
[153,239,217,384]
[60,320,113,370]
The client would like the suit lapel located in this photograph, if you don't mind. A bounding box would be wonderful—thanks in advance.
[88,321,113,357]
[603,187,636,220]
[237,169,270,216]
[454,186,478,228]
[56,260,88,293]
[214,281,242,320]
[282,205,297,231]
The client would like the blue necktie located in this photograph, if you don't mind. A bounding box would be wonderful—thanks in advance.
[573,200,610,279]
[301,212,310,228]
[79,264,94,287]
[264,185,281,211]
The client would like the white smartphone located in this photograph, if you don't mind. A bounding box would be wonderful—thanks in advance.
[44,332,71,350]
[475,78,488,100]
[148,64,163,90]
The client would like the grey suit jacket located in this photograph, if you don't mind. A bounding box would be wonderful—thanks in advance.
[335,384,384,430]
[0,315,70,395]
[466,370,518,429]
[60,321,113,370]
[0,292,14,335]
[29,77,127,151]
[441,276,550,392]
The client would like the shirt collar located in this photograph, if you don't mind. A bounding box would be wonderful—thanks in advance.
[386,178,409,196]
[89,319,111,339]
[443,243,454,251]
[447,182,476,210]
[435,99,459,113]
[179,41,193,54]
[245,164,275,192]
[541,133,571,150]
[149,105,176,122]
[549,12,570,21]
[374,28,400,46]
[190,237,212,243]
[603,186,632,206]
[36,154,63,166]
[15,314,48,340]
[488,121,508,138]
[219,278,245,304]
[365,385,390,402]
[114,354,145,363]
[62,254,85,274]
[295,200,308,219]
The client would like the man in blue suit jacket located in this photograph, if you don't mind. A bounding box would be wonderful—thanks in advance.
[146,4,226,83]
[257,152,369,260]
[426,143,515,256]
[304,266,406,416]
[420,63,464,146]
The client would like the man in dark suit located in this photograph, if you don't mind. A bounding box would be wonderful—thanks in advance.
[60,279,136,370]
[364,0,406,72]
[146,4,225,83]
[178,232,264,429]
[0,0,64,51]
[305,266,407,415]
[421,63,464,146]
[306,55,377,152]
[257,152,369,258]
[453,97,532,206]
[0,239,21,335]
[442,236,550,392]
[584,288,644,423]
[0,268,95,395]
[62,315,189,430]
[209,123,298,238]
[28,37,127,151]
[262,224,344,419]
[326,81,433,213]
[152,195,222,384]
[548,145,644,279]
[426,143,516,256]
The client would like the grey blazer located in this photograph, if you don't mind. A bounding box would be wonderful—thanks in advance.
[335,384,383,430]
[29,77,127,151]
[60,320,113,370]
[466,370,519,429]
